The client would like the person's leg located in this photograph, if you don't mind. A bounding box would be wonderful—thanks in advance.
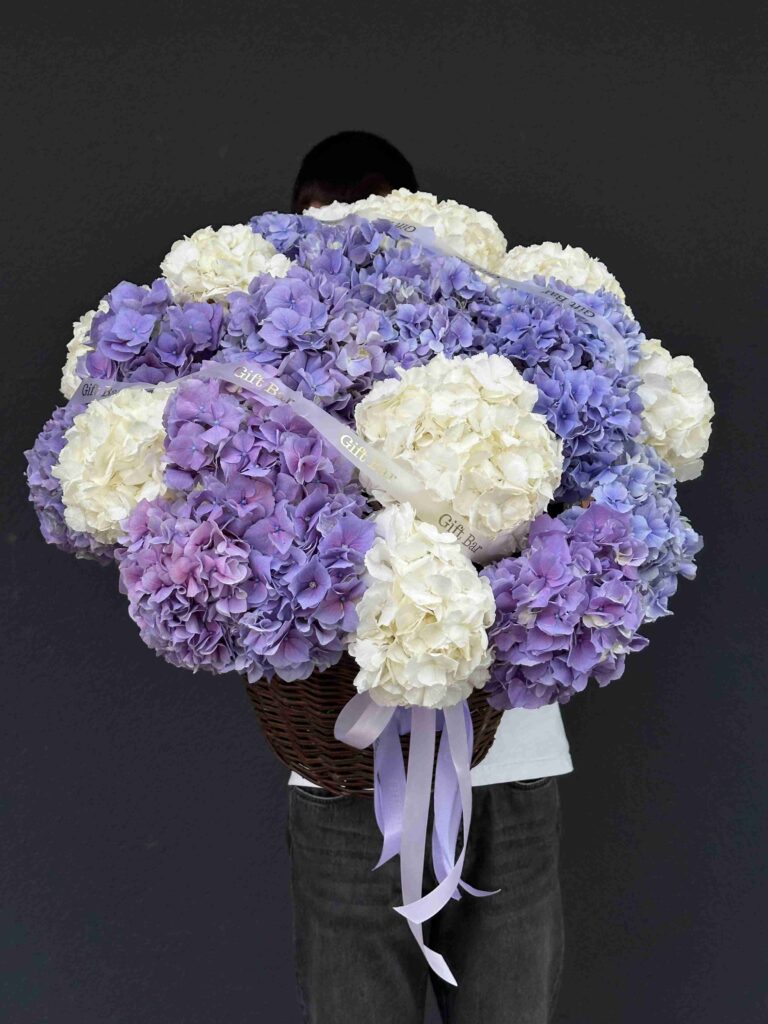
[428,778,564,1023]
[286,785,430,1024]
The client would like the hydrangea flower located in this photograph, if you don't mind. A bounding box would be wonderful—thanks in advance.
[349,502,495,708]
[83,279,224,385]
[52,385,173,544]
[591,442,702,621]
[246,217,648,505]
[497,242,627,305]
[355,352,562,549]
[24,404,113,563]
[118,494,253,673]
[160,224,292,304]
[481,503,649,709]
[118,376,375,681]
[634,338,714,481]
[221,218,495,420]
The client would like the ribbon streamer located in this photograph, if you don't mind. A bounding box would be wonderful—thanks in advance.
[334,693,499,986]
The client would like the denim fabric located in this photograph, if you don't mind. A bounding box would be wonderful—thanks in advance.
[286,778,564,1023]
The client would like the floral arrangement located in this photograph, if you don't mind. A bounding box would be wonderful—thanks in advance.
[26,192,713,984]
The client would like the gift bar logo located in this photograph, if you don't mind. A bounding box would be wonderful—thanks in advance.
[233,365,283,397]
[537,285,596,320]
[340,434,367,463]
[438,513,481,555]
[80,381,120,399]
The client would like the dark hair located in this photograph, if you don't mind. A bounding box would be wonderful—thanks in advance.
[291,131,418,214]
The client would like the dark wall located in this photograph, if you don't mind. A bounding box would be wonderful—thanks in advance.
[2,3,766,1022]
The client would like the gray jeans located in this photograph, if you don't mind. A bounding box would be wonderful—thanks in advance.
[286,777,564,1023]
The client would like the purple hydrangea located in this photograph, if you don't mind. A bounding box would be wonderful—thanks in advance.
[481,502,650,709]
[117,376,375,682]
[591,442,702,621]
[24,404,113,563]
[221,218,493,420]
[83,279,224,385]
[117,495,251,673]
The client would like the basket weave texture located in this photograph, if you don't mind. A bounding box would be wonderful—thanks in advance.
[246,653,503,796]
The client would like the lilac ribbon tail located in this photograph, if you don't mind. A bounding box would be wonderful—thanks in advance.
[431,715,464,900]
[395,703,500,927]
[372,715,406,869]
[334,693,500,987]
[333,693,404,869]
[397,707,458,985]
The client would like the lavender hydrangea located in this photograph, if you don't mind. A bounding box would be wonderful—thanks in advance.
[591,441,702,621]
[223,217,492,420]
[481,502,649,710]
[118,494,252,672]
[117,376,375,681]
[83,279,224,385]
[24,404,113,563]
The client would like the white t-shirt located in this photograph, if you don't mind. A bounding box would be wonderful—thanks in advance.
[287,703,572,788]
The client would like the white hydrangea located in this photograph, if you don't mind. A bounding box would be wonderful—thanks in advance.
[306,188,508,269]
[160,224,292,303]
[635,338,714,481]
[349,503,495,709]
[60,299,109,400]
[497,241,627,304]
[355,352,562,552]
[52,385,173,544]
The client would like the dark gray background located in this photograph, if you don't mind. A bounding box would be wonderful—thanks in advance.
[2,2,766,1021]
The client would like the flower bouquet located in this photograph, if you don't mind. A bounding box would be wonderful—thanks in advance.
[26,190,713,984]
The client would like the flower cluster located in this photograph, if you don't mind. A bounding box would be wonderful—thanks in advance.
[481,503,649,709]
[306,188,508,268]
[355,352,562,549]
[29,196,709,707]
[349,503,495,708]
[24,404,114,563]
[160,224,292,304]
[118,376,375,681]
[634,338,714,481]
[84,279,224,385]
[497,242,627,305]
[52,385,173,544]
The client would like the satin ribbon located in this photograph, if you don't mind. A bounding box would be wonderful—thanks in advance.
[334,692,499,986]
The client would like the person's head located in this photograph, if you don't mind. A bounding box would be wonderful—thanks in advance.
[291,131,418,214]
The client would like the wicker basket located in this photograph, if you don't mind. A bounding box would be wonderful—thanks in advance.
[246,653,503,796]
